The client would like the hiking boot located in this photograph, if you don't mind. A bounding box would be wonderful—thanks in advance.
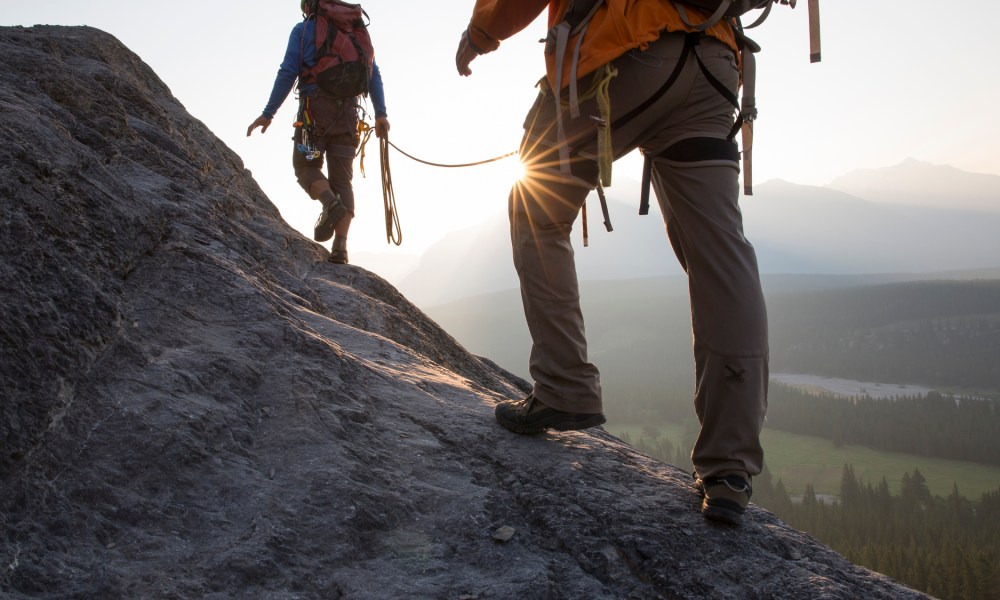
[494,394,605,435]
[696,473,752,526]
[328,246,348,264]
[328,236,348,264]
[314,194,347,242]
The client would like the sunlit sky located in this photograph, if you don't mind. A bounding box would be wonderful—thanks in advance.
[4,0,1000,260]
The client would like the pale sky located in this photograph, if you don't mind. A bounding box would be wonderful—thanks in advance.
[4,0,1000,261]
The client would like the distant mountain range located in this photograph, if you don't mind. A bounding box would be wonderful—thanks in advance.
[398,160,1000,306]
[828,158,1000,213]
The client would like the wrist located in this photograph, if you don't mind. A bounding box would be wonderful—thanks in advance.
[465,26,487,55]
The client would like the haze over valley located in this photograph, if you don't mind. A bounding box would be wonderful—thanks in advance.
[389,159,1000,308]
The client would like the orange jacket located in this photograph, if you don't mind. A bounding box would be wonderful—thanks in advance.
[467,0,738,89]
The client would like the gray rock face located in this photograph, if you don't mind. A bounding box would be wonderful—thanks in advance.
[0,26,927,599]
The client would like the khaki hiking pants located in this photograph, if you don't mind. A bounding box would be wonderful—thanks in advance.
[511,31,768,479]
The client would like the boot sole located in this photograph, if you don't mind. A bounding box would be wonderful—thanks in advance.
[702,499,745,526]
[496,411,606,435]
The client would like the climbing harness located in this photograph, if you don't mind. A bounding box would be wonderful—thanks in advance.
[545,0,821,211]
[293,98,322,161]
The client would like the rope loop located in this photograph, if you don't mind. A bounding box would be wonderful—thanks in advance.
[379,136,402,246]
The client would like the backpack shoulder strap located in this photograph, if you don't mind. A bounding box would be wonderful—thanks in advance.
[543,0,606,179]
[674,0,734,31]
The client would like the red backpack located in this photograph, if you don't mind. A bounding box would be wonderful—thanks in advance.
[300,0,374,98]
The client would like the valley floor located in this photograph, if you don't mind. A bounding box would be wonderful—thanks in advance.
[606,421,1000,501]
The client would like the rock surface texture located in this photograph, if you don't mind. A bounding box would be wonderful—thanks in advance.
[0,26,928,599]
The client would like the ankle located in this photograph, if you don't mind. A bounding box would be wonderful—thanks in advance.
[318,189,340,208]
[718,469,750,483]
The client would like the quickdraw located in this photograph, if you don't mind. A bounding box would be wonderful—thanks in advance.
[293,97,321,161]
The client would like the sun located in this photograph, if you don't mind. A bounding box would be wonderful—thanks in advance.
[503,153,527,183]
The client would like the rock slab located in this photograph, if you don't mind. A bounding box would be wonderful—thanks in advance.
[0,26,928,599]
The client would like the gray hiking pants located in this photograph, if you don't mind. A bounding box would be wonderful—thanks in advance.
[511,30,768,479]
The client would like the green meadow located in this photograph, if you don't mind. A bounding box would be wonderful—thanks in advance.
[607,421,1000,501]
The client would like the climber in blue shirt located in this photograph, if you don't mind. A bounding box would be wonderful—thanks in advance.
[247,0,389,265]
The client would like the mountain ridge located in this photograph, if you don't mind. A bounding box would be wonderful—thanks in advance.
[828,158,1000,212]
[400,171,1000,306]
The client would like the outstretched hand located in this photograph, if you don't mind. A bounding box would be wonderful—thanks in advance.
[246,115,272,137]
[455,30,478,77]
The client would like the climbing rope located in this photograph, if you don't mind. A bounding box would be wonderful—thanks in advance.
[358,120,519,246]
[356,120,617,250]
[356,120,402,245]
[379,136,402,246]
[384,141,517,168]
[370,131,617,250]
[356,118,374,178]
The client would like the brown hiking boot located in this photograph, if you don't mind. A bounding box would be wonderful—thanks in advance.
[314,193,347,243]
[494,394,605,435]
[696,472,752,526]
[328,236,348,264]
[328,247,348,264]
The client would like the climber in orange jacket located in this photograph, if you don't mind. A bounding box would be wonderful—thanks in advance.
[456,0,769,526]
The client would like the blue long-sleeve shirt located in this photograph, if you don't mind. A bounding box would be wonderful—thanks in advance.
[262,19,387,120]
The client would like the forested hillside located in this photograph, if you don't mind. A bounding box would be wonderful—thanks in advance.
[764,467,1000,600]
[768,280,1000,389]
[766,384,1000,465]
[623,429,1000,600]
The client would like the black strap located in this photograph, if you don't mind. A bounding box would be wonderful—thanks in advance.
[639,137,739,215]
[596,182,613,232]
[693,48,739,112]
[615,33,697,218]
[692,38,749,143]
[639,153,653,215]
[659,136,740,162]
[610,33,697,133]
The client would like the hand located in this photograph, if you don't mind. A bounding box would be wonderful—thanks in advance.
[246,115,272,137]
[456,30,478,77]
[374,117,390,139]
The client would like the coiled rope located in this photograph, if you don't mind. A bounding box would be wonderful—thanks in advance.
[379,136,402,245]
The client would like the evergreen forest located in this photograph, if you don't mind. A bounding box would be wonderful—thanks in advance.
[767,280,1000,389]
[766,384,1000,465]
[621,431,1000,600]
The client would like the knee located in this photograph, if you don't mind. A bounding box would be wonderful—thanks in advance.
[295,165,326,197]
